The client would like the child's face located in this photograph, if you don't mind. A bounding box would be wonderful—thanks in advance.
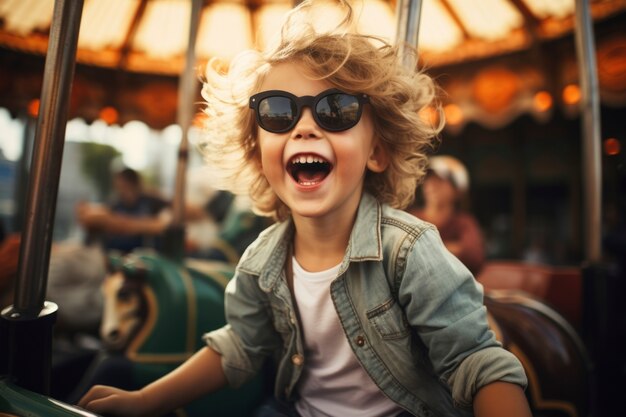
[255,62,387,222]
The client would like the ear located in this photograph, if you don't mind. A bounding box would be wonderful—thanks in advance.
[367,141,389,173]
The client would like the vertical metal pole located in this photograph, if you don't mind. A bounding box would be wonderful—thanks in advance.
[574,2,613,415]
[165,0,202,260]
[12,116,36,232]
[10,0,84,317]
[0,0,84,395]
[574,0,602,263]
[395,0,423,68]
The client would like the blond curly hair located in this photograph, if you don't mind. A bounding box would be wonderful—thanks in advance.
[199,0,443,221]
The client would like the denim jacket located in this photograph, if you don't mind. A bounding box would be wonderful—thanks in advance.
[203,193,527,416]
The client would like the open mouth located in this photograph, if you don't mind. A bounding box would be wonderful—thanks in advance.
[287,154,333,186]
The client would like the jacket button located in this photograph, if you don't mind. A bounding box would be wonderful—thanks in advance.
[290,313,296,324]
[355,335,365,347]
[291,354,304,366]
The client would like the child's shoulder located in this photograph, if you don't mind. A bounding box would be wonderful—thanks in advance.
[236,219,291,271]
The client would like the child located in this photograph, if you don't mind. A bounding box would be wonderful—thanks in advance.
[407,156,486,275]
[79,1,530,416]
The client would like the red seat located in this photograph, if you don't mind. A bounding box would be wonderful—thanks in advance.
[477,261,582,328]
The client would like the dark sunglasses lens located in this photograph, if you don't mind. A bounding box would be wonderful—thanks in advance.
[258,96,296,132]
[316,93,360,131]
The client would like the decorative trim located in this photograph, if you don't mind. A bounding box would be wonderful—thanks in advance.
[180,267,197,354]
[510,344,579,417]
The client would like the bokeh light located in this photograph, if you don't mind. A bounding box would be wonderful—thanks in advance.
[604,137,621,156]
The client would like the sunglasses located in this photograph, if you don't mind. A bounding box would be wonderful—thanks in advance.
[249,88,369,133]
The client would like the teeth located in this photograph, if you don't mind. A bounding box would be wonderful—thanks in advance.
[292,155,325,164]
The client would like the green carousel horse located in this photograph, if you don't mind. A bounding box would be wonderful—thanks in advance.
[78,250,265,417]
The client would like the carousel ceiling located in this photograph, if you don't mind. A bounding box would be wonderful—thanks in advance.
[0,0,625,129]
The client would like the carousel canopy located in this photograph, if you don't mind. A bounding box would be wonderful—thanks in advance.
[0,0,625,128]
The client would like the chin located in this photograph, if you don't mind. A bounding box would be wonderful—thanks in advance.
[292,208,327,219]
[289,201,332,219]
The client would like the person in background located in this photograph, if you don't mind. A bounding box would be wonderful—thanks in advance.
[77,166,269,263]
[77,167,169,254]
[407,155,486,275]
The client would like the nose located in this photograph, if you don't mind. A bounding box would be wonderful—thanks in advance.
[292,107,321,139]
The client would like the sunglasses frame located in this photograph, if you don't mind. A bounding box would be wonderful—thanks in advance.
[249,88,369,133]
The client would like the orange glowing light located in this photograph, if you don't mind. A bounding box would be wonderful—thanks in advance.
[444,104,463,126]
[533,91,552,112]
[562,84,581,105]
[604,137,621,156]
[99,106,119,125]
[27,99,40,117]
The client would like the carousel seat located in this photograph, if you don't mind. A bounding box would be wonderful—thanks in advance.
[477,261,582,328]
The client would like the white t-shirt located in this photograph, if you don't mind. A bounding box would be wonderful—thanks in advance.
[292,257,404,417]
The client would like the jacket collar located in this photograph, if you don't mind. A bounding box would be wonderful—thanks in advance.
[346,192,383,262]
[238,192,383,291]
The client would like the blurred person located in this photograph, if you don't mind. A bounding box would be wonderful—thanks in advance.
[78,166,269,263]
[408,155,486,275]
[77,167,169,254]
[183,167,234,256]
[184,168,272,262]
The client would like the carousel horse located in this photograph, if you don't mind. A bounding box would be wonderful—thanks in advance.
[485,290,591,417]
[78,250,265,417]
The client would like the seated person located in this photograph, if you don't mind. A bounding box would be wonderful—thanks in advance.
[77,167,169,254]
[78,168,269,263]
[407,155,486,275]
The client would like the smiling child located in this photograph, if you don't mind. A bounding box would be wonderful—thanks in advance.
[79,1,530,416]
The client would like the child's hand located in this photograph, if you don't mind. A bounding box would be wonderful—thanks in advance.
[78,385,149,417]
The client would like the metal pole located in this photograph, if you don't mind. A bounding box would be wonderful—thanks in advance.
[574,2,615,415]
[0,0,83,395]
[165,0,202,260]
[574,0,602,263]
[395,0,423,68]
[11,0,84,317]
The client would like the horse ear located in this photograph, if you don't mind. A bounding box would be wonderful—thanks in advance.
[121,259,148,286]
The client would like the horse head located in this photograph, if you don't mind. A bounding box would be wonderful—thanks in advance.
[98,251,234,360]
[100,257,148,351]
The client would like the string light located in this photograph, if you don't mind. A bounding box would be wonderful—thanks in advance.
[27,99,40,117]
[604,137,621,156]
[533,91,553,112]
[562,84,581,105]
[99,106,119,125]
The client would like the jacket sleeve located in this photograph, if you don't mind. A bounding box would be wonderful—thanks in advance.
[398,228,527,408]
[203,271,282,388]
